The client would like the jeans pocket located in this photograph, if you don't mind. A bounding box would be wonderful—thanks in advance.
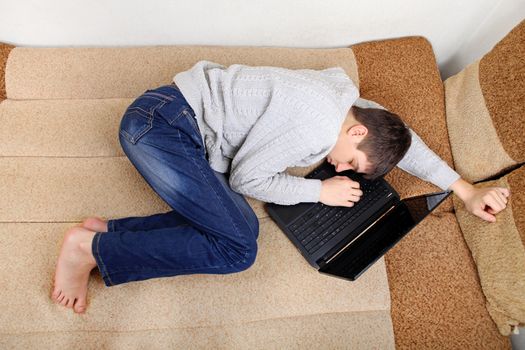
[119,108,153,145]
[119,91,170,144]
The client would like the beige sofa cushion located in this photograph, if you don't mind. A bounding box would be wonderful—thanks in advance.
[3,45,360,99]
[0,43,395,349]
[444,20,525,183]
[453,165,525,336]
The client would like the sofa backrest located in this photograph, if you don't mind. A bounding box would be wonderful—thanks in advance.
[444,19,525,183]
[0,37,454,203]
[445,19,525,336]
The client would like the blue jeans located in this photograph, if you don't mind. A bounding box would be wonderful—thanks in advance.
[92,84,259,287]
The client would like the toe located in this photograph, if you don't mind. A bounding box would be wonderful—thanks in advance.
[74,290,88,314]
[75,305,86,314]
[66,298,75,308]
[57,292,65,303]
[82,217,108,233]
[51,289,61,301]
[82,217,95,227]
[60,297,69,306]
[74,299,87,314]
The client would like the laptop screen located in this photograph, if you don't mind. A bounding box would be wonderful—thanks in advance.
[318,191,451,281]
[404,191,451,223]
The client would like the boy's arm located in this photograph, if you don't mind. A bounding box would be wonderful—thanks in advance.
[396,129,460,190]
[353,98,510,223]
[229,123,327,205]
[398,130,510,222]
[448,178,510,223]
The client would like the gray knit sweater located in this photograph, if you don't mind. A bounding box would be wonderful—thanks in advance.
[174,60,460,205]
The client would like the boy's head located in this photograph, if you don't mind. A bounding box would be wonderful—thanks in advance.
[326,106,411,180]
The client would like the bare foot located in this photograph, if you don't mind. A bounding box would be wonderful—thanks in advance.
[52,226,97,314]
[81,217,109,232]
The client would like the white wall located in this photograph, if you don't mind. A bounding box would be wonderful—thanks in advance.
[0,0,523,78]
[440,0,524,78]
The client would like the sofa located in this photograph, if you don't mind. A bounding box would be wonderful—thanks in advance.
[0,20,523,349]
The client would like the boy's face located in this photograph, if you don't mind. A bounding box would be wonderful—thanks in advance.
[327,124,372,174]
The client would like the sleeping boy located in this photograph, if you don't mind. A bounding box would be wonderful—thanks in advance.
[51,61,510,313]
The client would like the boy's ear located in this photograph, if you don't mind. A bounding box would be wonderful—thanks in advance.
[347,125,368,142]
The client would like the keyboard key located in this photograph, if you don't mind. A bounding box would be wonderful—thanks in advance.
[289,177,393,255]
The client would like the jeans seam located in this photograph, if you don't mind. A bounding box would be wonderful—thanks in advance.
[93,232,115,286]
[105,262,241,275]
[126,98,166,118]
[149,84,179,95]
[101,219,244,274]
[103,258,251,282]
[119,115,152,145]
[180,111,254,238]
[181,111,255,238]
[164,106,197,130]
[182,109,199,132]
[119,128,137,144]
[220,183,259,239]
[165,108,187,126]
[178,128,250,267]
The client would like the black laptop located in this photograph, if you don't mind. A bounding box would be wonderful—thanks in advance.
[265,160,451,281]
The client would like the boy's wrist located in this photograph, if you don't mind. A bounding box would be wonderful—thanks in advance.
[448,178,475,202]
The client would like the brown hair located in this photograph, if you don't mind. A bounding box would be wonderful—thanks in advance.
[351,106,411,180]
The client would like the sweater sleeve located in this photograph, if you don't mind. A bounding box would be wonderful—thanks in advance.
[229,123,325,205]
[397,129,460,190]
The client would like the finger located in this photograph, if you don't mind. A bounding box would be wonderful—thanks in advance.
[347,194,361,202]
[481,193,502,213]
[341,201,355,208]
[335,176,360,188]
[486,207,497,215]
[498,191,508,205]
[488,192,506,212]
[490,187,508,205]
[499,187,510,197]
[474,208,496,223]
[349,188,363,197]
[345,179,360,189]
[497,190,508,204]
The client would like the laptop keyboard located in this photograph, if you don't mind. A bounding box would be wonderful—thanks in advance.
[288,179,391,255]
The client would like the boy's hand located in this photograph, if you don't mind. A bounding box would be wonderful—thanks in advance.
[320,176,363,207]
[449,178,510,223]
